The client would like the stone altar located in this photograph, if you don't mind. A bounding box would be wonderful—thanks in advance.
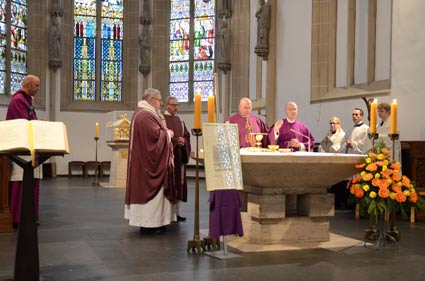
[239,150,365,244]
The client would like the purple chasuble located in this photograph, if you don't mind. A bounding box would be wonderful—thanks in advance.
[164,114,191,202]
[225,113,269,148]
[269,119,315,151]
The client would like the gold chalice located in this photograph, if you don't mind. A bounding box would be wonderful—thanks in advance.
[268,145,280,151]
[255,134,264,148]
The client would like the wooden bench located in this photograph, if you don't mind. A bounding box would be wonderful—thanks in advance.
[68,161,86,177]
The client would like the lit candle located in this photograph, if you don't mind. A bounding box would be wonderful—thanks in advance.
[208,95,215,122]
[95,122,99,138]
[194,93,202,129]
[390,99,398,134]
[369,99,377,134]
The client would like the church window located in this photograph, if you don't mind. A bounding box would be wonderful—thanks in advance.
[0,0,28,96]
[168,0,215,102]
[73,0,123,102]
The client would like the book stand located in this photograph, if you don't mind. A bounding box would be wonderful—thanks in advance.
[5,152,64,281]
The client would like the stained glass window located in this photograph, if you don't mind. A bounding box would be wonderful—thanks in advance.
[169,0,215,102]
[73,0,123,102]
[0,0,28,95]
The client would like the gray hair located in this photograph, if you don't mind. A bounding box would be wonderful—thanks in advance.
[143,88,161,100]
[165,96,178,105]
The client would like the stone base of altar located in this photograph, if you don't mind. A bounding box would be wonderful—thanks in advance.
[104,141,128,188]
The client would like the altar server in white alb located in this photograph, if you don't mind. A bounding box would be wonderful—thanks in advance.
[319,116,346,153]
[344,108,371,154]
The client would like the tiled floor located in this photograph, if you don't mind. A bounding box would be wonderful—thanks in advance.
[1,176,425,281]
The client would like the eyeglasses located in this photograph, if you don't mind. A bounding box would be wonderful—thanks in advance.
[168,103,179,106]
[151,97,163,103]
[329,122,339,125]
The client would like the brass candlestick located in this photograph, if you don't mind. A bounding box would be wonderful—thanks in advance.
[387,133,400,241]
[368,132,379,147]
[187,128,205,253]
[92,137,100,187]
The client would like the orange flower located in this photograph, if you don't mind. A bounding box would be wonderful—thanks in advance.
[410,192,418,203]
[392,172,402,182]
[395,192,407,203]
[381,170,393,179]
[381,148,391,155]
[366,163,378,172]
[375,161,384,167]
[369,152,378,158]
[402,176,411,187]
[355,187,365,199]
[378,180,389,189]
[391,162,401,170]
[352,175,361,184]
[355,163,366,169]
[362,173,373,181]
[392,184,402,193]
[372,178,381,187]
[378,187,390,198]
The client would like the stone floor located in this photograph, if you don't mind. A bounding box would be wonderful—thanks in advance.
[1,176,425,281]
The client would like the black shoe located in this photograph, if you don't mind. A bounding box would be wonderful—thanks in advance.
[140,226,166,234]
[12,222,19,230]
[177,215,186,222]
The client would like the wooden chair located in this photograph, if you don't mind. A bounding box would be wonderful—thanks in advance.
[85,161,101,177]
[68,161,86,177]
[100,161,111,177]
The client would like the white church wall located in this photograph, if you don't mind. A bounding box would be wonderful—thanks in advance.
[272,0,425,145]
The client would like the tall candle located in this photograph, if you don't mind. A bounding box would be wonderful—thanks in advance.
[194,93,202,129]
[208,95,215,122]
[390,99,398,134]
[95,122,99,138]
[369,99,377,134]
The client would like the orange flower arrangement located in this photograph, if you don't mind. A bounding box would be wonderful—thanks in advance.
[349,144,425,220]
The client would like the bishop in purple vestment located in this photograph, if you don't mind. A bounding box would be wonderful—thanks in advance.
[163,96,191,221]
[269,101,315,151]
[6,75,41,228]
[225,97,269,148]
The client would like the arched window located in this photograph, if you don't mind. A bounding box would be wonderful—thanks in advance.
[169,0,215,102]
[0,0,28,96]
[73,0,123,102]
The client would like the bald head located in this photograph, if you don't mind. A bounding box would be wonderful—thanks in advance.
[238,98,253,118]
[22,75,40,97]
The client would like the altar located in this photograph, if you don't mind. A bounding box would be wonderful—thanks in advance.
[239,150,365,244]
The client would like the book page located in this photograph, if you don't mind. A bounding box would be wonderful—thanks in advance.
[30,120,70,153]
[0,119,30,152]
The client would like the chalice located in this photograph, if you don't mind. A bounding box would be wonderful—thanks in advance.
[255,134,263,148]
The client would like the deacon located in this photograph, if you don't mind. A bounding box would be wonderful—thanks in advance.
[125,88,176,233]
[377,103,401,162]
[163,96,191,222]
[225,97,269,147]
[6,74,42,229]
[269,101,315,151]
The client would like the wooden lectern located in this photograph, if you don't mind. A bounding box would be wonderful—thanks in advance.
[0,155,13,232]
[3,153,64,281]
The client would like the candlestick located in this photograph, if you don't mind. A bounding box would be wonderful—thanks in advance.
[95,122,99,138]
[207,95,215,123]
[369,99,377,134]
[194,93,202,129]
[390,99,398,134]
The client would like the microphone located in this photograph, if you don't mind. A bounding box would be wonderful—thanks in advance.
[289,128,311,152]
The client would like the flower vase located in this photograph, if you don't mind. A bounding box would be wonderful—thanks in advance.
[364,214,378,241]
[386,211,400,241]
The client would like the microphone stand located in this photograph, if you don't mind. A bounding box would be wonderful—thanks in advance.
[290,128,311,152]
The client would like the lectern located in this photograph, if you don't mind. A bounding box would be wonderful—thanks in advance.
[4,152,64,281]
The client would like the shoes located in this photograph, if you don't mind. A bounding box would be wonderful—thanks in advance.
[12,222,19,230]
[177,215,186,222]
[140,226,166,234]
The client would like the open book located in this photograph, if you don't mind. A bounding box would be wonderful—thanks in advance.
[0,119,70,158]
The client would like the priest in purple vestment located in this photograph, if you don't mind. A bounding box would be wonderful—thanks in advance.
[125,88,177,232]
[163,96,191,222]
[6,74,41,229]
[225,97,269,148]
[269,101,315,151]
